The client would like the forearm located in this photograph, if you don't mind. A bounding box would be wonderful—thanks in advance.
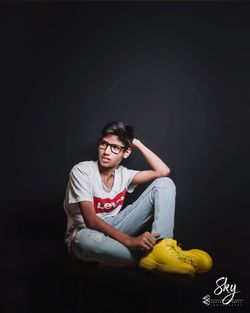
[133,139,170,175]
[80,202,158,251]
[88,216,159,251]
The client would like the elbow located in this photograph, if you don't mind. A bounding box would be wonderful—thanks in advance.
[159,168,171,177]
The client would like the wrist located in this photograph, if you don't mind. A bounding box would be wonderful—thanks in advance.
[132,138,141,148]
[122,234,133,247]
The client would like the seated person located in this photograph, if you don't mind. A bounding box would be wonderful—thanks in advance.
[63,121,212,275]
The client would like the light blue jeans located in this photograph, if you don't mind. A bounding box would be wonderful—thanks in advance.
[71,177,176,265]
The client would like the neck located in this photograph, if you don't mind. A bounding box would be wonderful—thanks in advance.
[97,161,116,177]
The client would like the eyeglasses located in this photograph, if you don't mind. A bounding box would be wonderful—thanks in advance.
[98,139,126,154]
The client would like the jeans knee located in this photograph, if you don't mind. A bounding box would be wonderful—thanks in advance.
[77,229,105,253]
[152,177,176,192]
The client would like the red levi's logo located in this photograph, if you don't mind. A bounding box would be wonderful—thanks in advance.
[93,189,127,214]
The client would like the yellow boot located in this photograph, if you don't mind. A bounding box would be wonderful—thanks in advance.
[182,249,213,273]
[139,239,196,276]
[163,239,213,273]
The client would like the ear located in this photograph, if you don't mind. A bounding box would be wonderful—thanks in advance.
[123,147,132,159]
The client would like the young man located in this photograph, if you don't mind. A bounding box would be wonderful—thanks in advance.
[63,121,212,276]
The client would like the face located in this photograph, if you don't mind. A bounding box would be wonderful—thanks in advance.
[98,134,131,169]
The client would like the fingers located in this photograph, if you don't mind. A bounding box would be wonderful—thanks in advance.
[142,238,153,250]
[141,232,159,250]
[152,232,161,239]
[141,242,151,251]
[136,232,162,251]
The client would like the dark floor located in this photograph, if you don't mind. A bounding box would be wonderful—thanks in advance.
[2,235,249,313]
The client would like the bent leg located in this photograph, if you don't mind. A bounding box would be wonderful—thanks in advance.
[71,228,139,265]
[110,177,176,239]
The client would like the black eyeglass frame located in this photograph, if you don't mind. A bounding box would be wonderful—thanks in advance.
[98,139,127,154]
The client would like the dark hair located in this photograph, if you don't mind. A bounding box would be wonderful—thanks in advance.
[99,121,135,149]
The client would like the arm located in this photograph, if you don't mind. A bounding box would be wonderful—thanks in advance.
[131,138,171,185]
[79,201,160,251]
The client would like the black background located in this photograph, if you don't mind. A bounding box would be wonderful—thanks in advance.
[1,1,249,312]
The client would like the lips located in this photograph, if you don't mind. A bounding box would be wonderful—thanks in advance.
[102,156,110,162]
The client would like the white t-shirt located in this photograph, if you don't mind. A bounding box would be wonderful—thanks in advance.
[63,160,139,250]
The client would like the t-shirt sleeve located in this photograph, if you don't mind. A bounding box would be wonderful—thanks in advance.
[67,166,93,203]
[126,168,140,193]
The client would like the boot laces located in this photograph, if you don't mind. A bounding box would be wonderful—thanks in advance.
[165,241,197,266]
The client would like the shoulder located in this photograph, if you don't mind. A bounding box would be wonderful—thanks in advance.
[71,160,97,176]
[116,164,138,176]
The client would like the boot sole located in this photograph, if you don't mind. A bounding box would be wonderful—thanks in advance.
[139,258,195,276]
